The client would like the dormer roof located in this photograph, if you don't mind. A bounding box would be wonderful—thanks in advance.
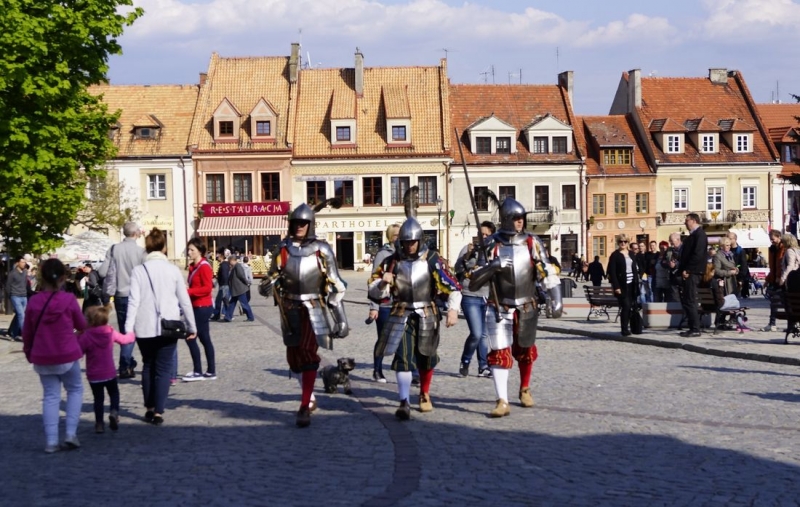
[330,89,356,120]
[212,97,241,117]
[717,118,755,132]
[466,114,516,131]
[577,114,652,177]
[683,117,722,132]
[132,114,162,129]
[249,97,278,117]
[523,112,571,131]
[381,85,411,118]
[648,118,687,132]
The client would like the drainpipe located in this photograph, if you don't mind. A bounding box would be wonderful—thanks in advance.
[579,159,586,257]
[179,155,189,262]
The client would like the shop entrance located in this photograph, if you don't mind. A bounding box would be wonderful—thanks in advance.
[336,232,354,270]
[560,234,578,267]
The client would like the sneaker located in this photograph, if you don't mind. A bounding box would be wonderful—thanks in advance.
[519,387,535,408]
[478,368,493,378]
[296,406,311,428]
[761,325,778,332]
[202,372,217,380]
[170,378,178,386]
[490,399,510,418]
[395,399,411,420]
[44,444,61,454]
[419,393,433,412]
[372,370,387,383]
[63,435,80,450]
[458,363,469,377]
[109,411,119,431]
[182,372,204,382]
[94,422,105,434]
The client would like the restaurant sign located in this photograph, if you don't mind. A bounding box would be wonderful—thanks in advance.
[202,202,290,217]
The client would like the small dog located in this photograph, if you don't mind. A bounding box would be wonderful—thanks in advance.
[320,357,355,395]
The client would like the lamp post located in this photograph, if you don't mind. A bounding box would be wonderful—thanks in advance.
[436,196,443,253]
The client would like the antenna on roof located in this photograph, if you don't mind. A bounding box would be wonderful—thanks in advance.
[508,69,522,85]
[441,48,456,60]
[648,70,658,77]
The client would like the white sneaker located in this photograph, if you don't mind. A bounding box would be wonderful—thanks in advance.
[182,372,204,382]
[761,325,778,332]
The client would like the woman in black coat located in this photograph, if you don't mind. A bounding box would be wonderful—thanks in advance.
[606,234,640,336]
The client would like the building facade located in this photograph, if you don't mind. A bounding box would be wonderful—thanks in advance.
[756,103,800,235]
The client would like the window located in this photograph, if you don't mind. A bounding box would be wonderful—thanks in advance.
[533,136,548,154]
[219,121,234,137]
[784,145,799,163]
[255,121,271,136]
[391,126,407,142]
[562,185,576,210]
[306,181,326,206]
[496,137,511,154]
[476,137,491,154]
[261,173,280,201]
[742,186,756,209]
[635,193,648,214]
[673,188,688,211]
[701,135,715,153]
[206,174,225,203]
[707,187,723,211]
[614,193,628,214]
[603,149,632,165]
[736,134,749,152]
[474,186,488,211]
[534,186,549,210]
[667,135,681,153]
[147,174,166,199]
[592,236,607,258]
[419,176,437,205]
[233,174,252,202]
[391,176,410,205]
[592,194,606,216]
[335,180,354,206]
[87,176,106,200]
[499,186,516,202]
[336,126,351,142]
[552,136,568,154]
[363,177,382,205]
[135,127,157,139]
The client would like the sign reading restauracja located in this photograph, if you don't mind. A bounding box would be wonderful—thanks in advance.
[202,202,290,217]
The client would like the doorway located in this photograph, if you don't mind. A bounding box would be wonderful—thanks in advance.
[560,234,578,267]
[336,232,354,270]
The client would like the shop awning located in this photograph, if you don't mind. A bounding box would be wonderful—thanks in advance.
[728,227,771,249]
[197,215,288,236]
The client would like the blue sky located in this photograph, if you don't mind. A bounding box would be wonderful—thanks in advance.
[108,0,800,115]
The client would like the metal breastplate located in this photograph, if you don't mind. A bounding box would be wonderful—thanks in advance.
[393,256,432,308]
[281,242,324,300]
[494,235,537,306]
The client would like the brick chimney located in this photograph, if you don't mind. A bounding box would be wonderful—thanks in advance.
[709,68,728,85]
[628,69,642,110]
[558,70,574,107]
[289,42,300,83]
[355,48,364,97]
[199,72,207,87]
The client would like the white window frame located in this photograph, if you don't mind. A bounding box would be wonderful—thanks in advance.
[706,187,724,212]
[742,186,757,209]
[666,135,681,153]
[673,187,688,211]
[148,174,166,200]
[701,135,715,153]
[735,134,750,153]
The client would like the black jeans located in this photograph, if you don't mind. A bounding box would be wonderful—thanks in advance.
[187,306,215,374]
[616,283,634,334]
[89,379,120,424]
[137,337,178,414]
[681,274,701,332]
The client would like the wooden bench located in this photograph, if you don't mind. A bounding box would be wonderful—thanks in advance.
[583,285,621,321]
[695,287,749,333]
[775,291,800,344]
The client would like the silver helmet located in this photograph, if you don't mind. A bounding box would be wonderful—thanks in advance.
[397,217,425,259]
[288,203,316,240]
[499,198,527,234]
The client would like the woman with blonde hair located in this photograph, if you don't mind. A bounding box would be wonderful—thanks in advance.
[779,234,800,287]
[606,233,640,336]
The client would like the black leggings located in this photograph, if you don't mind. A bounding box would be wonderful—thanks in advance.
[90,379,120,424]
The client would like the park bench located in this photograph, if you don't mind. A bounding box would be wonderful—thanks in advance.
[695,287,749,333]
[775,291,800,344]
[583,285,620,321]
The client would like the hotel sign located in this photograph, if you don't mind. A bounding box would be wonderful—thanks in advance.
[202,202,290,217]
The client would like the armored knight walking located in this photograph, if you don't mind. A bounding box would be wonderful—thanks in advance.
[268,201,349,428]
[368,187,461,420]
[469,198,562,417]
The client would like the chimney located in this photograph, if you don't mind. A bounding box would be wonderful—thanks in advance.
[558,70,574,106]
[355,48,364,97]
[628,69,642,110]
[709,68,728,85]
[199,72,207,87]
[289,42,300,83]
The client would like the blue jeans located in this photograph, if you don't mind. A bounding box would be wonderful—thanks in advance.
[373,306,391,373]
[460,295,488,370]
[137,337,177,414]
[9,295,27,337]
[212,285,230,319]
[114,297,136,372]
[225,293,254,321]
[187,306,215,374]
[39,361,83,446]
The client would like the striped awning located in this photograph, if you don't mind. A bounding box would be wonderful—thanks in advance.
[197,215,288,236]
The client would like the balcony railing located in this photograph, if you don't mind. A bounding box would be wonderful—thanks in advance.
[658,210,769,226]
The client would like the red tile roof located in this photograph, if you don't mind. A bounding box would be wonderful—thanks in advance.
[757,103,800,174]
[578,115,652,177]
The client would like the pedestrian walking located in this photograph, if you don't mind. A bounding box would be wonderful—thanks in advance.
[728,231,750,298]
[81,262,103,311]
[607,234,640,336]
[224,256,255,322]
[367,223,400,383]
[126,228,197,426]
[762,229,785,332]
[182,238,217,382]
[678,213,708,337]
[587,255,605,287]
[78,305,135,433]
[211,250,231,321]
[7,256,30,341]
[23,259,87,453]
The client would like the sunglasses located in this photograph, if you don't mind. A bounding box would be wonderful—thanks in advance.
[618,240,628,244]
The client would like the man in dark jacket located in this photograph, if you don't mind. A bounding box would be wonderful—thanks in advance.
[211,250,231,321]
[727,231,749,298]
[678,213,708,337]
[587,255,605,286]
[224,256,255,322]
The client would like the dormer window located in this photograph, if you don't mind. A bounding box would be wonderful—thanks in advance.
[552,136,568,154]
[718,119,754,154]
[256,121,271,136]
[603,149,632,165]
[523,113,573,155]
[476,137,491,154]
[701,135,716,153]
[336,126,351,142]
[249,98,277,141]
[135,127,157,139]
[533,137,548,154]
[496,137,512,154]
[667,135,681,153]
[391,126,406,142]
[382,86,412,146]
[219,122,234,137]
[132,115,161,140]
[736,134,750,152]
[212,98,241,143]
[467,115,517,155]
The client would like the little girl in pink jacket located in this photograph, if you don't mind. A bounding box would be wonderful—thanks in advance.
[78,305,135,434]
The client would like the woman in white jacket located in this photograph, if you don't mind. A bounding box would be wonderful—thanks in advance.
[126,229,196,425]
[779,233,800,287]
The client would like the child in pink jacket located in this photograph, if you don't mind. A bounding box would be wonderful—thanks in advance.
[78,305,135,433]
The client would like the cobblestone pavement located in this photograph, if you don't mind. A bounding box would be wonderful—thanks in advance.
[1,272,799,506]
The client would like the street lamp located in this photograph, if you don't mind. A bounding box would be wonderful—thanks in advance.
[436,196,443,252]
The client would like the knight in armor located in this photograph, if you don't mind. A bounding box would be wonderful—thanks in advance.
[469,198,562,418]
[268,201,349,428]
[367,223,401,383]
[368,187,461,420]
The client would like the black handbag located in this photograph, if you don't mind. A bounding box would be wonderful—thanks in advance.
[630,304,644,335]
[142,265,188,339]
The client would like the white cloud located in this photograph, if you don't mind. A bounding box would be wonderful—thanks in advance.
[573,14,677,48]
[701,0,800,38]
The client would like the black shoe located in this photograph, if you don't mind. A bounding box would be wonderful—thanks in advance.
[109,412,119,431]
[127,367,136,379]
[458,363,469,377]
[143,410,155,423]
[621,330,632,337]
[210,316,220,321]
[151,415,164,426]
[118,369,133,379]
[296,406,311,428]
[679,331,701,338]
[411,376,420,386]
[395,399,411,421]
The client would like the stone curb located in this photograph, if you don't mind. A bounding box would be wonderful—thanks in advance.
[539,325,800,367]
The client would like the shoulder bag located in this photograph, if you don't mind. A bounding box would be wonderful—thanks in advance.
[630,303,644,335]
[142,265,188,340]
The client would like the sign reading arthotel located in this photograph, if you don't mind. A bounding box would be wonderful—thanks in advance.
[202,202,290,217]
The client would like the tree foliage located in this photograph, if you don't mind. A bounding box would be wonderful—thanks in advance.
[0,0,143,255]
[73,175,139,232]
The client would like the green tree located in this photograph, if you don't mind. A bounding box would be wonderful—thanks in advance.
[73,175,139,232]
[0,0,143,255]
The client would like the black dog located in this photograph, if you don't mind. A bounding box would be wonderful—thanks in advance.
[320,357,355,395]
